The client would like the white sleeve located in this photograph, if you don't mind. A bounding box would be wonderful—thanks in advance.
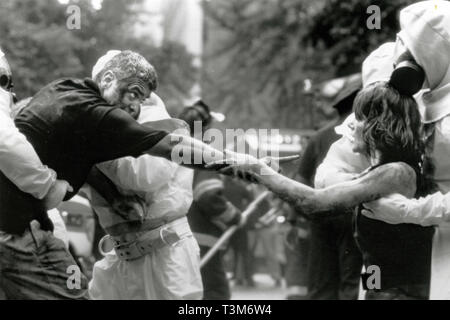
[314,136,370,188]
[97,155,173,194]
[0,93,56,199]
[363,192,450,227]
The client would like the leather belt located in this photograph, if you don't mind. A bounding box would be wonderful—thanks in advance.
[108,217,192,262]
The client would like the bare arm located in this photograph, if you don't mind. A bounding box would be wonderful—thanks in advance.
[231,160,416,218]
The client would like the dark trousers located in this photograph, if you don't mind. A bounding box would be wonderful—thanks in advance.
[200,245,230,300]
[0,220,88,300]
[307,214,362,300]
[229,228,253,284]
[285,230,309,287]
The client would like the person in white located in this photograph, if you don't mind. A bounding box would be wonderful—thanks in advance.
[85,50,202,300]
[0,49,70,208]
[0,48,72,299]
[315,1,450,299]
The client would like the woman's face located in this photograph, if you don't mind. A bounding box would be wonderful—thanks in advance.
[350,118,366,154]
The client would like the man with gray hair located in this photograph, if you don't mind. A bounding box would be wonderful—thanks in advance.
[0,49,243,299]
[84,50,203,299]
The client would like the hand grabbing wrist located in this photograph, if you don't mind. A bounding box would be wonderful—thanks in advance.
[43,179,73,210]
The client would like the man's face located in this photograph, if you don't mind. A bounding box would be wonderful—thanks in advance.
[100,72,151,119]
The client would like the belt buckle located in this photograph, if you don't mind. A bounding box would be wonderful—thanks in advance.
[98,235,115,256]
[159,227,181,247]
[114,240,140,261]
[135,238,153,257]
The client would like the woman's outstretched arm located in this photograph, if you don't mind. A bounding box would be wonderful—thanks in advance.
[255,161,416,217]
[212,153,417,218]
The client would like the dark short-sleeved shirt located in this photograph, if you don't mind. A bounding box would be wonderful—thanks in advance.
[0,78,169,234]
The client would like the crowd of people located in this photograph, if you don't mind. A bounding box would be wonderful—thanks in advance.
[1,0,450,300]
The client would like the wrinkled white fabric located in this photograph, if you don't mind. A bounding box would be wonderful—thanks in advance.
[314,136,369,188]
[88,95,201,300]
[0,87,56,199]
[89,218,202,300]
[140,93,170,122]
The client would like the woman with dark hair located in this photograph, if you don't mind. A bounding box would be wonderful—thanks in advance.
[349,82,434,300]
[209,81,434,299]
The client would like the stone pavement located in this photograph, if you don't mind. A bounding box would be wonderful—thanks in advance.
[230,274,288,300]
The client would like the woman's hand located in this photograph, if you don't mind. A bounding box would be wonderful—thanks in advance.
[205,150,300,182]
[205,150,263,182]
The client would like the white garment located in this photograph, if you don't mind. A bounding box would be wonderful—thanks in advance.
[316,1,450,300]
[89,218,202,300]
[88,98,202,300]
[0,87,56,199]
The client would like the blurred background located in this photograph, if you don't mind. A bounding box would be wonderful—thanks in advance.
[0,0,419,300]
[0,0,416,130]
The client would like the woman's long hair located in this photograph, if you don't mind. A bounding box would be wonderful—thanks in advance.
[354,81,425,175]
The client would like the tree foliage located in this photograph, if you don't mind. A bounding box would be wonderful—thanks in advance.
[0,0,197,111]
[202,0,416,130]
[304,0,416,76]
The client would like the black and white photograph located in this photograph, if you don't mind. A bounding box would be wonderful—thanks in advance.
[0,0,449,304]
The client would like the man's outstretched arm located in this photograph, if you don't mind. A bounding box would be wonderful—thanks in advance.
[147,132,229,170]
[93,108,230,172]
